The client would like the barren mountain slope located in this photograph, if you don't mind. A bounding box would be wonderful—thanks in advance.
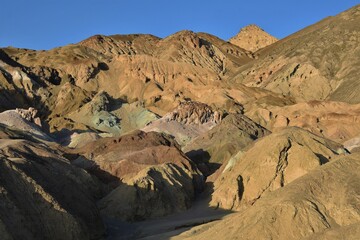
[0,125,105,240]
[98,163,198,221]
[176,153,360,240]
[1,30,290,133]
[79,34,161,56]
[231,5,360,103]
[210,127,346,210]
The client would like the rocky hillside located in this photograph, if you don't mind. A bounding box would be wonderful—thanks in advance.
[232,5,360,104]
[176,153,360,240]
[210,127,345,210]
[0,125,106,240]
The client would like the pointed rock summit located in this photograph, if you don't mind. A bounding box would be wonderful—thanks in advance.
[229,24,278,52]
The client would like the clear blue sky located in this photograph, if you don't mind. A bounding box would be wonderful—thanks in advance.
[1,0,359,50]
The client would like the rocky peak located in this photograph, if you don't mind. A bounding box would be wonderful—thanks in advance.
[229,24,278,52]
[164,101,222,124]
[159,30,202,49]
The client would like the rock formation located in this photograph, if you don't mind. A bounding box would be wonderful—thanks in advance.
[15,107,42,127]
[142,101,223,145]
[246,100,360,144]
[164,101,222,124]
[229,24,278,52]
[74,130,201,180]
[0,109,51,141]
[233,5,360,103]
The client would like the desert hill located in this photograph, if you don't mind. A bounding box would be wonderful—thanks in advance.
[210,127,346,210]
[176,153,360,240]
[232,5,360,104]
[229,24,278,52]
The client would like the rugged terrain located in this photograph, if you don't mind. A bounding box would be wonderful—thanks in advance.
[0,4,359,240]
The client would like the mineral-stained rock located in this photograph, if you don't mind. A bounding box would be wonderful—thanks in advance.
[142,101,223,146]
[75,130,204,220]
[75,130,202,182]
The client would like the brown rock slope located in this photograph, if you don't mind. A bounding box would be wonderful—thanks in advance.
[75,130,201,180]
[229,24,278,52]
[98,163,197,221]
[177,153,360,240]
[0,125,105,240]
[74,130,204,220]
[210,127,346,210]
[232,5,360,103]
[183,113,270,176]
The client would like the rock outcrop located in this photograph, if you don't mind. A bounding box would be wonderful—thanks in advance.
[143,101,223,145]
[68,91,121,134]
[15,107,42,127]
[164,101,222,124]
[75,130,202,180]
[0,109,51,141]
[247,100,360,144]
[229,24,278,52]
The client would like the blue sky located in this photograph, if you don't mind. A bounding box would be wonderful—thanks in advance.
[1,0,358,50]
